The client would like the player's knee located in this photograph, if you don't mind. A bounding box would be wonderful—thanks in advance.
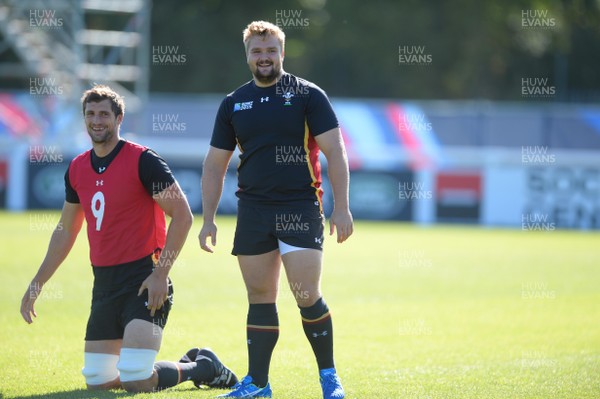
[82,353,119,387]
[117,348,157,391]
[246,282,278,301]
[289,285,321,307]
[294,293,321,308]
[247,289,278,303]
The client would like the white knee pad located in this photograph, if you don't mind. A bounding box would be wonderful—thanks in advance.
[117,348,158,382]
[82,353,119,386]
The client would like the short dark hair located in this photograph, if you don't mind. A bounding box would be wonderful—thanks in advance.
[81,84,125,117]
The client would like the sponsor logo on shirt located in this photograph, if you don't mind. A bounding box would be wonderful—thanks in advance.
[233,101,253,112]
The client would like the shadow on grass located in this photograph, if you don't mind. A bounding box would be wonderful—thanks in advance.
[6,387,200,399]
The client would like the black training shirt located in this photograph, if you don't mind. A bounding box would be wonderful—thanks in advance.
[211,73,338,205]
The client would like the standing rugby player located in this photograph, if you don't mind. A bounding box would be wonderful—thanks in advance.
[20,85,237,393]
[199,21,353,398]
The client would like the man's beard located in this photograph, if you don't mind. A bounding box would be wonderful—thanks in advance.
[88,127,113,144]
[253,62,281,84]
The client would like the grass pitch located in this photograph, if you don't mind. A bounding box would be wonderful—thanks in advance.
[0,211,598,398]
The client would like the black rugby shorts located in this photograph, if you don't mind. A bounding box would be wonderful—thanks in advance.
[232,202,325,256]
[85,256,173,341]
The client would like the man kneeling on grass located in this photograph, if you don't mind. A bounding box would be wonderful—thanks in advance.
[20,84,238,393]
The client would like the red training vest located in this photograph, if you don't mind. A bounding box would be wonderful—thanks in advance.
[69,141,167,267]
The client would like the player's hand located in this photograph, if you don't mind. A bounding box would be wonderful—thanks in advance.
[138,272,168,317]
[20,281,42,324]
[329,208,354,243]
[199,221,217,253]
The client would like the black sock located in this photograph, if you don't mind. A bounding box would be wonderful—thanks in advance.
[300,297,335,370]
[247,303,279,387]
[154,359,213,390]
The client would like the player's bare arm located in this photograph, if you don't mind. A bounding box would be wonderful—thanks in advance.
[314,127,354,243]
[138,181,192,316]
[199,146,233,253]
[20,201,84,323]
